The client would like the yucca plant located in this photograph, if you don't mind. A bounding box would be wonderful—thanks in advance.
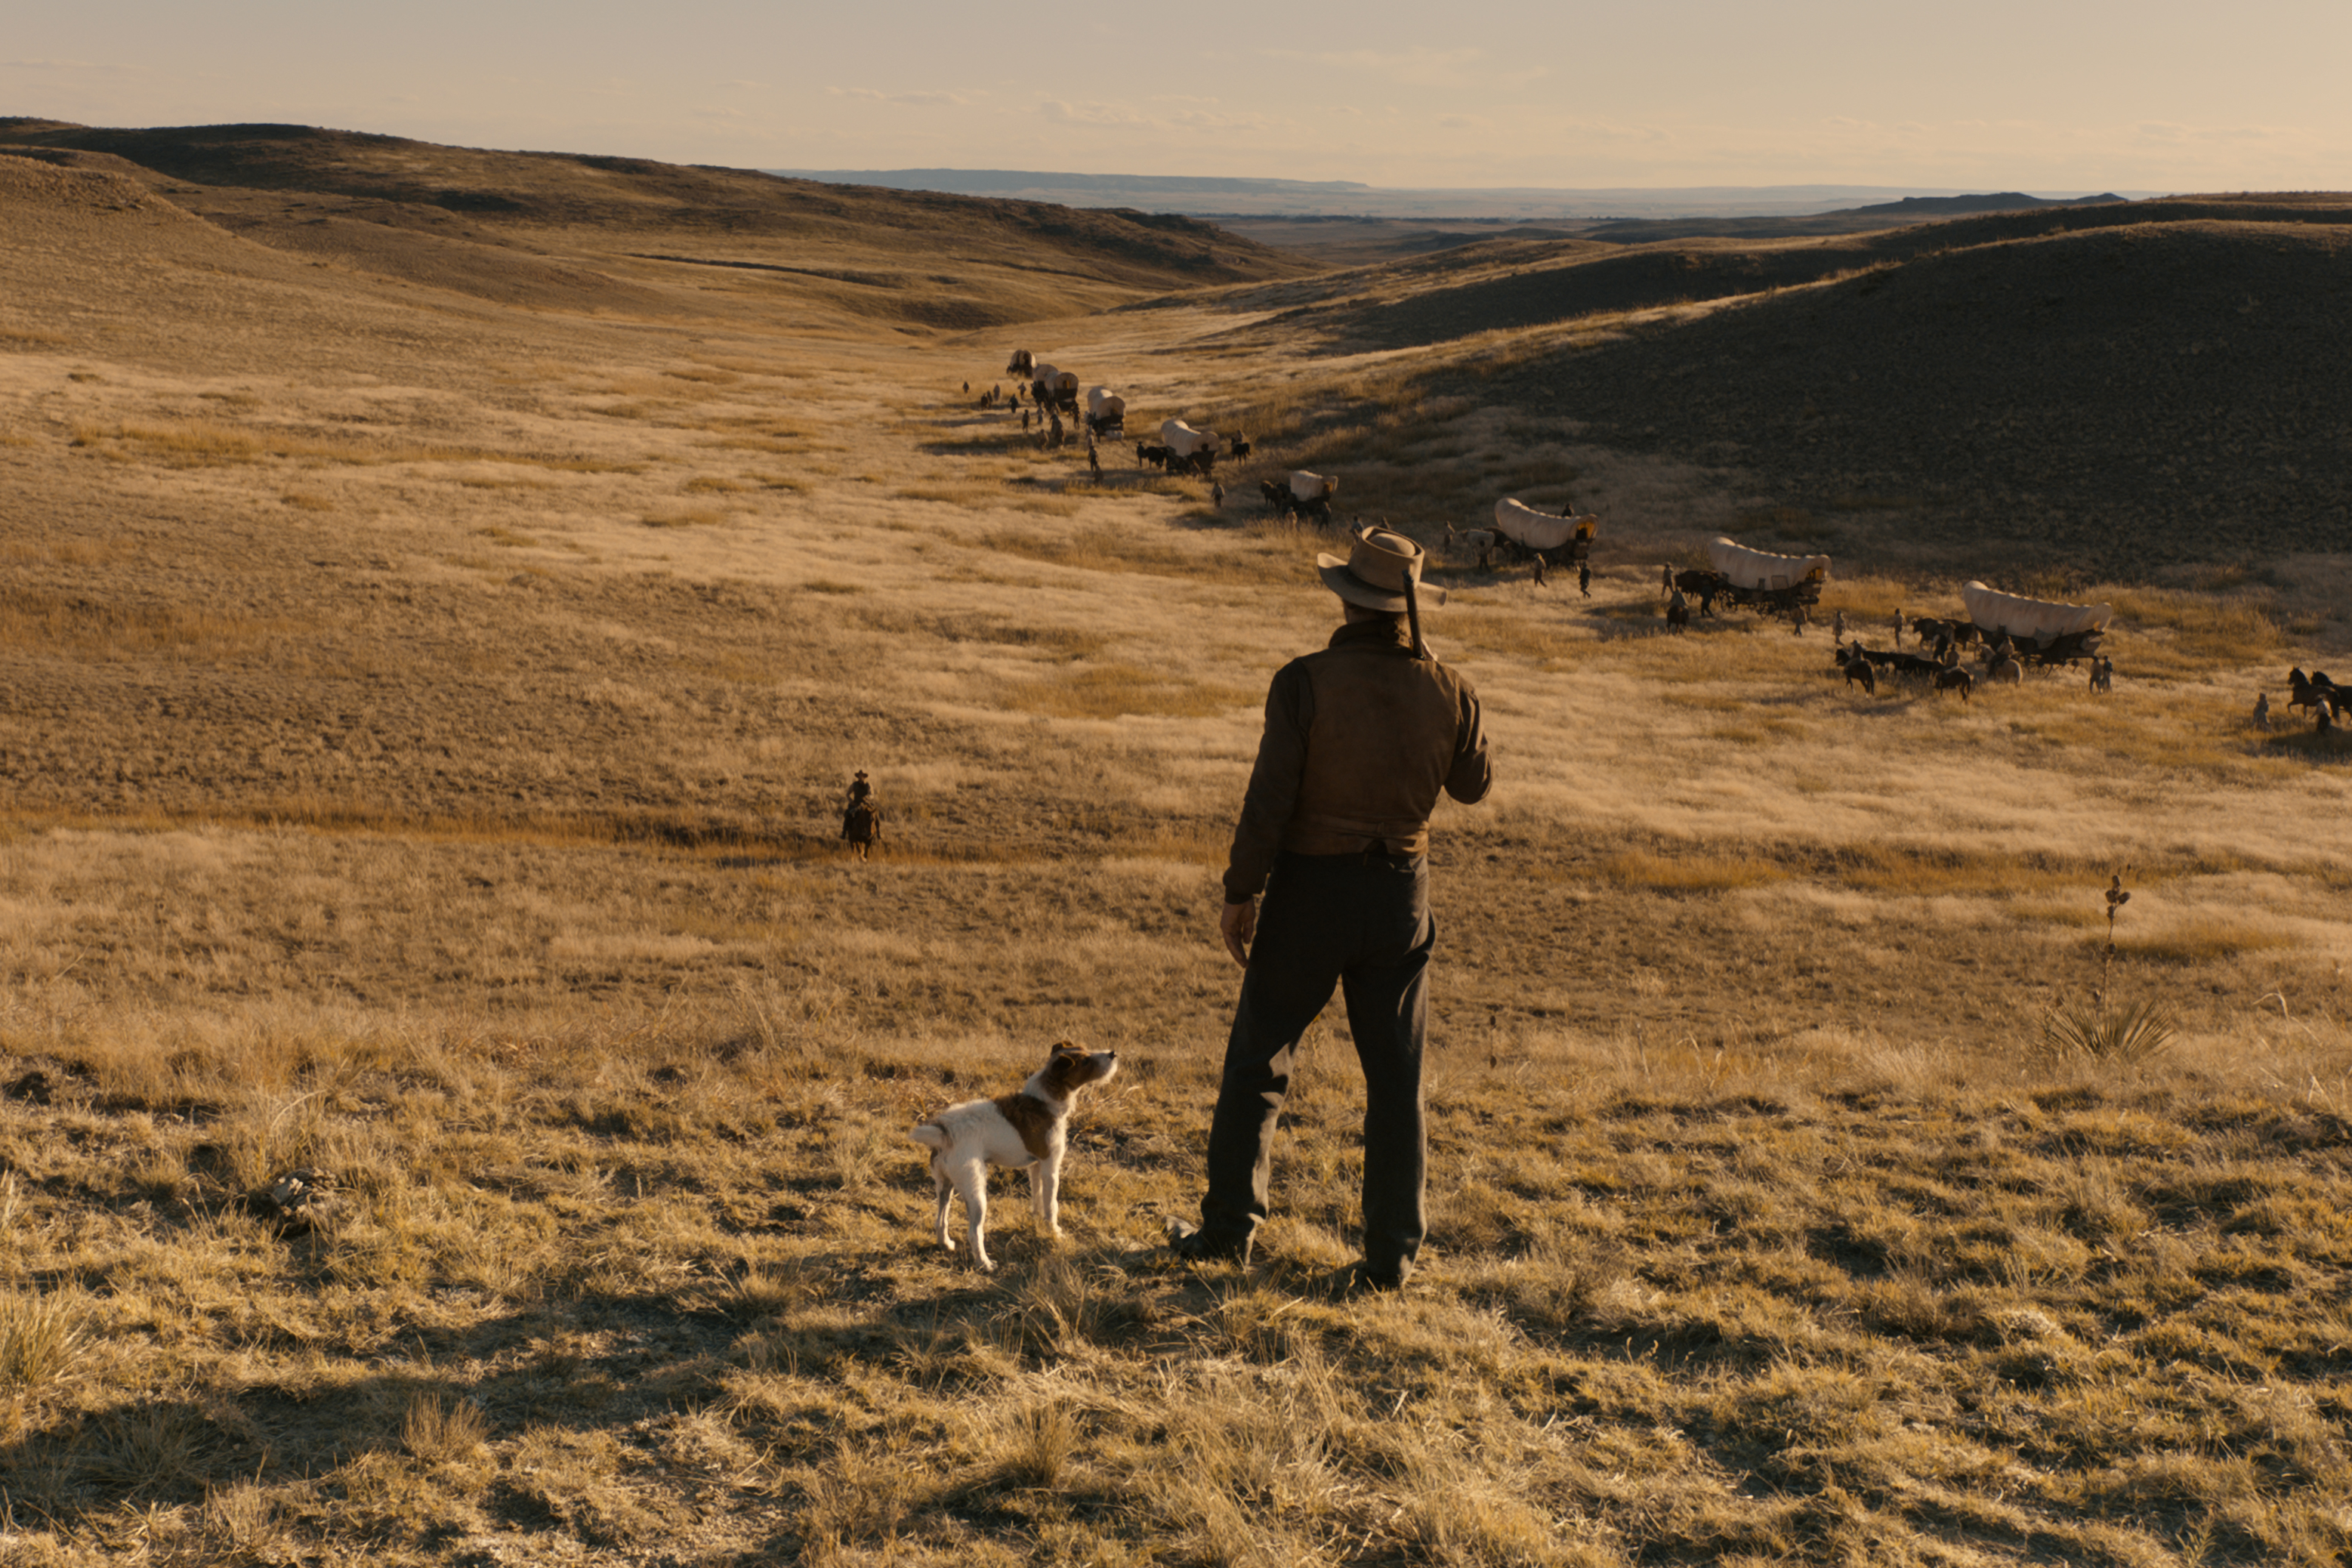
[2038,870,2177,1063]
[2039,992,2180,1064]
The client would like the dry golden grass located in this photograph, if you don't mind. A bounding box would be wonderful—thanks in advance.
[4,152,2352,1566]
[0,586,301,658]
[66,419,651,475]
[1601,848,1787,893]
[3,1009,2347,1566]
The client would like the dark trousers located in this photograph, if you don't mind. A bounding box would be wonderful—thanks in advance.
[1201,851,1434,1270]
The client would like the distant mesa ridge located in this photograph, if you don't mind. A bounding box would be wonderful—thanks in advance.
[774,169,2147,222]
[1845,191,2126,217]
[777,168,1377,196]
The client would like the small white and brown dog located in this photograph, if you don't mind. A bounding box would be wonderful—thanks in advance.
[909,1041,1119,1271]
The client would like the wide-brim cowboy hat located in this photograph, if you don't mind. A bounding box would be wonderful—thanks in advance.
[1316,526,1446,612]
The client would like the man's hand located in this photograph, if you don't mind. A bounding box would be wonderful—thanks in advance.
[1219,899,1258,968]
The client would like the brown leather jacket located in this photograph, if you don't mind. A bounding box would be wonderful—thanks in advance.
[1223,617,1492,903]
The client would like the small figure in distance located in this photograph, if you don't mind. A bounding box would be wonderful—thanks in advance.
[1211,480,1225,509]
[1661,563,1676,595]
[1894,607,1906,647]
[1578,562,1592,597]
[1021,408,1031,432]
[841,770,882,862]
[1791,603,1808,636]
[962,381,970,394]
[2254,690,2271,728]
[1667,588,1690,633]
[1832,608,1847,641]
[2088,655,2114,694]
[1532,554,1548,589]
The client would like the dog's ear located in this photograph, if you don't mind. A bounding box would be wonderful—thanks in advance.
[1042,1040,1089,1088]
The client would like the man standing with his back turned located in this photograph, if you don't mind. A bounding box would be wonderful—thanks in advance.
[1168,526,1492,1291]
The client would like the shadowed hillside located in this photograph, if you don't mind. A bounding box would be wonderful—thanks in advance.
[1416,218,2352,574]
[1147,196,2352,575]
[1165,195,2352,356]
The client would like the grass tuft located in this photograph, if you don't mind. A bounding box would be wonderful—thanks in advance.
[0,1289,88,1403]
[401,1393,490,1464]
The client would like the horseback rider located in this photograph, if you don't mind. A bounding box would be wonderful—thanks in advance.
[841,770,882,860]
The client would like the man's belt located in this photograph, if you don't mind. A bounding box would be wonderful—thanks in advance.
[1286,810,1431,856]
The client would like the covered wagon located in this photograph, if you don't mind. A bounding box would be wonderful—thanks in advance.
[1962,581,2112,665]
[1492,499,1600,563]
[1029,363,1081,416]
[1162,418,1221,476]
[1287,470,1337,523]
[1085,386,1127,437]
[1674,538,1830,617]
[1005,348,1035,376]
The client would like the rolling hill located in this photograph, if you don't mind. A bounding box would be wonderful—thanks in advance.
[0,119,1315,329]
[1153,195,2352,573]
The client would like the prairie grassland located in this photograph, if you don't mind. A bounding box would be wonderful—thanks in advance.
[3,190,2351,1565]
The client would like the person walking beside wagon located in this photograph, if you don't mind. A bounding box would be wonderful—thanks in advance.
[1168,527,1492,1292]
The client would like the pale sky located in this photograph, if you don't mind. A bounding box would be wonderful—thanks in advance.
[8,0,2347,193]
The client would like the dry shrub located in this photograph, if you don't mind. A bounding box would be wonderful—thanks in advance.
[1000,1399,1079,1489]
[0,1289,88,1405]
[400,1391,489,1463]
[81,1403,219,1497]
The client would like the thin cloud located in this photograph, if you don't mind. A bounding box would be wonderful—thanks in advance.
[1039,98,1269,133]
[2134,119,2289,146]
[1039,99,1144,127]
[0,57,159,74]
[827,87,968,107]
[1286,46,1545,92]
[1172,109,1270,131]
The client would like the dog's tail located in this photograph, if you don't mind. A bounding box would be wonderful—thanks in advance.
[908,1122,948,1151]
